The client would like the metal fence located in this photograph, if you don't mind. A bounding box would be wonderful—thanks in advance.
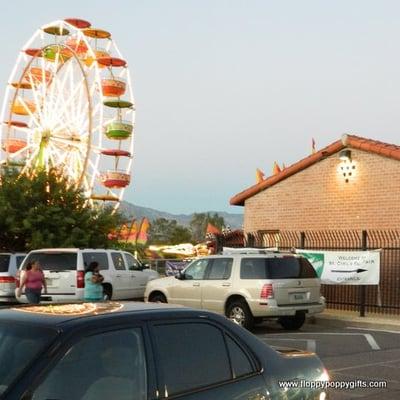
[237,230,400,316]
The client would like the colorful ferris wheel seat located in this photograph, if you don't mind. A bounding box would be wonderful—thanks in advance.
[3,121,28,128]
[25,67,52,85]
[66,36,88,55]
[90,194,119,202]
[11,82,33,90]
[83,28,111,39]
[103,99,134,109]
[43,45,72,63]
[3,138,27,153]
[24,48,42,57]
[84,49,109,68]
[104,121,133,140]
[97,57,127,68]
[101,78,126,97]
[64,18,91,29]
[43,26,70,36]
[11,99,36,115]
[101,171,130,188]
[101,149,131,157]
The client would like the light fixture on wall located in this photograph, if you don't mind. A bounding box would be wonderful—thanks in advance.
[339,149,352,161]
[338,149,356,183]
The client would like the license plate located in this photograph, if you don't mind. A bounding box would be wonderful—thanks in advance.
[291,293,305,301]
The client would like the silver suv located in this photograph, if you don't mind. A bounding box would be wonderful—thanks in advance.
[145,252,325,329]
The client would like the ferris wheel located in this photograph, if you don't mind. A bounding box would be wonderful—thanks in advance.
[0,18,135,208]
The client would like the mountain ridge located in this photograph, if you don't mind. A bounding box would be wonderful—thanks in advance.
[120,201,243,229]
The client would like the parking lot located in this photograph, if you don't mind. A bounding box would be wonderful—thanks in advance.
[255,321,400,399]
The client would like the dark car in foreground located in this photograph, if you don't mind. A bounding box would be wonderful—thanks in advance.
[0,302,329,400]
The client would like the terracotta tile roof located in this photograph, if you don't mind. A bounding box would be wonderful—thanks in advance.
[230,134,400,206]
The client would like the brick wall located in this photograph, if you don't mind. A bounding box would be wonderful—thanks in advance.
[244,149,400,232]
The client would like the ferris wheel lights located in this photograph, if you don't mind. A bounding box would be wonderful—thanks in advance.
[82,28,111,39]
[64,18,91,29]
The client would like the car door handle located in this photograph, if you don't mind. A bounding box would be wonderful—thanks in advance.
[222,283,231,287]
[116,274,121,278]
[131,275,136,278]
[193,283,200,287]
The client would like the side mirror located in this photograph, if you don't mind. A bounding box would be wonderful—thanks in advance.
[143,263,150,269]
[175,271,185,280]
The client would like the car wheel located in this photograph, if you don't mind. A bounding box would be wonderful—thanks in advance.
[226,300,254,330]
[279,313,306,330]
[149,292,167,303]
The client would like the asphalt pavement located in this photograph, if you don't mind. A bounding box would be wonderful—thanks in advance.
[255,319,400,399]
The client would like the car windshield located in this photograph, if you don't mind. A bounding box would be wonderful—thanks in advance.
[0,255,11,273]
[0,322,57,395]
[22,252,77,271]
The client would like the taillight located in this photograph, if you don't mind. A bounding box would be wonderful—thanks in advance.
[0,276,15,284]
[15,271,20,288]
[260,283,274,303]
[77,271,85,288]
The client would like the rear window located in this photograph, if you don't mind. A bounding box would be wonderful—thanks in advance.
[240,257,317,279]
[0,323,57,395]
[23,253,77,271]
[0,255,11,273]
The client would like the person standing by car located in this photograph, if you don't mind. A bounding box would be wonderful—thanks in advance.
[18,261,47,304]
[84,261,104,302]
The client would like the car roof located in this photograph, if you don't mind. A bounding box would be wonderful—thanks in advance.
[208,252,301,258]
[0,302,190,327]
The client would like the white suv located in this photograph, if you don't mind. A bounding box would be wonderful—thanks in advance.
[0,253,26,302]
[17,248,159,302]
[145,252,325,329]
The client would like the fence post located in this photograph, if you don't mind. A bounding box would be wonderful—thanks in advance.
[359,230,367,317]
[300,232,305,249]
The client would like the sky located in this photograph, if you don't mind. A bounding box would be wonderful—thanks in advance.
[1,0,400,214]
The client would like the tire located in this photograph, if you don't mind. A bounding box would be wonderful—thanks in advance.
[279,313,306,330]
[149,292,167,303]
[226,300,254,330]
[102,285,112,301]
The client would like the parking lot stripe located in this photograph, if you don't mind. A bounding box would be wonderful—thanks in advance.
[259,332,380,350]
[347,327,400,334]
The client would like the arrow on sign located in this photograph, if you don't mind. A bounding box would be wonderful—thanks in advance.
[331,268,368,273]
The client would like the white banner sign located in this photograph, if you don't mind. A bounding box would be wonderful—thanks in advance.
[296,249,380,285]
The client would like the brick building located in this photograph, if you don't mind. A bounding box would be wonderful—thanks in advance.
[230,134,400,233]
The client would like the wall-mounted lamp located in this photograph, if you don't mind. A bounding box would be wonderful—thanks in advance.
[338,149,355,183]
[339,149,352,161]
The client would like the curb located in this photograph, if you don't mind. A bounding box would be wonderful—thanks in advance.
[306,314,400,331]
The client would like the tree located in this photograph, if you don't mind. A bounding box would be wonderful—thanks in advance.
[0,168,121,251]
[189,212,225,243]
[149,218,192,245]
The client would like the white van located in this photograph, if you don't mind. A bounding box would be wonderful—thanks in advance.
[17,248,159,302]
[0,253,26,302]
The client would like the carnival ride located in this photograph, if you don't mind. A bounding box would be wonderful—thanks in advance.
[0,18,135,208]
